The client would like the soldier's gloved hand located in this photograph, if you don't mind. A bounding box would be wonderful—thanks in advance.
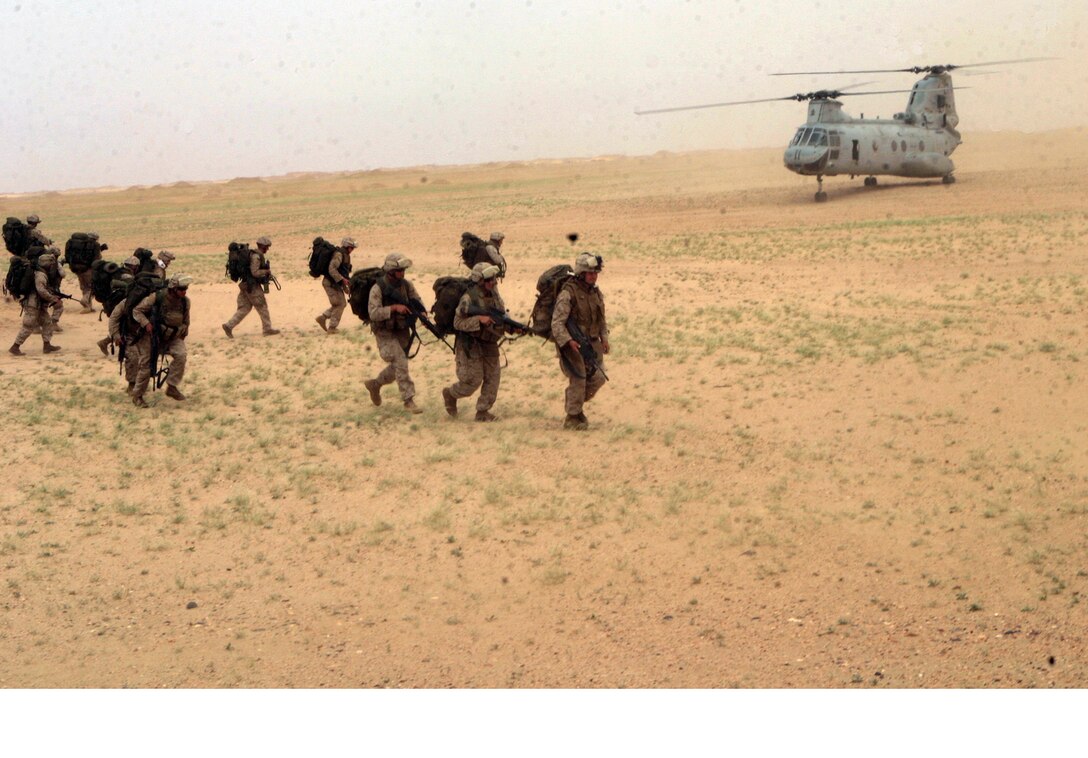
[602,340,610,354]
[145,323,153,333]
[477,315,493,326]
[390,304,410,315]
[567,340,579,351]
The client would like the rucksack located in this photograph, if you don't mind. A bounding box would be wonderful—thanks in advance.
[308,237,337,278]
[226,242,251,282]
[4,255,34,299]
[64,233,101,273]
[123,270,167,320]
[3,217,30,255]
[459,232,490,269]
[431,276,473,336]
[133,247,157,275]
[347,267,385,322]
[528,264,574,340]
[90,259,121,306]
[104,276,131,317]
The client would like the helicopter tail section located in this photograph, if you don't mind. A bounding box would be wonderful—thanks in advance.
[901,72,960,131]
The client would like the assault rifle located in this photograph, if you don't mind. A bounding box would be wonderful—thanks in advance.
[463,304,531,336]
[379,281,454,353]
[563,317,608,382]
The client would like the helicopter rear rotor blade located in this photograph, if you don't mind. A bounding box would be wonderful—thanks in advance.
[772,57,1055,76]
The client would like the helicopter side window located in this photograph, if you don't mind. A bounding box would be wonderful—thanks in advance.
[872,141,879,153]
[891,140,897,152]
[900,140,907,152]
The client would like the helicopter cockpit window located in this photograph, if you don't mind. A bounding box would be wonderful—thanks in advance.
[790,128,807,147]
[806,129,827,147]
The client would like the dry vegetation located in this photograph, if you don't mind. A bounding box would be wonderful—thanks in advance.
[1,128,1086,687]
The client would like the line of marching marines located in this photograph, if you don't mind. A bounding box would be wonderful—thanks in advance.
[3,216,610,430]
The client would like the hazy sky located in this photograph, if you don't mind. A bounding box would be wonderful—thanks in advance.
[4,0,1085,193]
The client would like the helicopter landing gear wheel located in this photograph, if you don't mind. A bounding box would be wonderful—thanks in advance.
[814,175,827,202]
[942,174,956,184]
[864,176,877,187]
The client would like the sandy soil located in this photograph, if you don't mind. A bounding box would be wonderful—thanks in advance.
[1,128,1086,687]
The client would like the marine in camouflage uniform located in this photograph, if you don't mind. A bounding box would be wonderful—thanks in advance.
[9,251,62,356]
[551,252,609,430]
[130,275,191,408]
[74,232,104,313]
[154,250,175,280]
[26,214,52,247]
[104,257,141,389]
[442,263,510,422]
[484,232,507,278]
[222,236,280,337]
[316,237,355,334]
[363,253,423,414]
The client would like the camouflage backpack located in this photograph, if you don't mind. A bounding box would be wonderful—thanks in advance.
[347,267,385,322]
[4,255,34,299]
[528,264,574,340]
[431,276,473,336]
[459,232,490,269]
[226,242,252,282]
[123,270,167,322]
[308,237,337,278]
[2,217,30,255]
[64,233,101,274]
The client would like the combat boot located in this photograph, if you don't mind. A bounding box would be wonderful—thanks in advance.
[126,381,135,395]
[165,385,186,401]
[442,388,457,417]
[51,323,63,333]
[326,327,338,334]
[221,323,233,339]
[404,398,423,415]
[315,315,328,332]
[97,337,111,356]
[43,343,62,354]
[80,305,95,314]
[132,396,149,408]
[563,414,588,431]
[364,379,382,406]
[263,328,280,336]
[475,410,498,422]
[9,343,24,357]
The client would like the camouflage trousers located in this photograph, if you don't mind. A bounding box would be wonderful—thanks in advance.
[225,283,273,332]
[447,337,501,412]
[320,279,347,328]
[15,303,54,345]
[50,299,63,325]
[76,270,94,309]
[132,335,187,399]
[559,343,607,416]
[372,328,415,402]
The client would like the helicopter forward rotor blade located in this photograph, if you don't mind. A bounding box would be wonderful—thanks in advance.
[772,57,1055,76]
[635,96,801,115]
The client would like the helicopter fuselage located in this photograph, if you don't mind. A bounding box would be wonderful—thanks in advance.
[783,111,960,179]
[782,72,962,183]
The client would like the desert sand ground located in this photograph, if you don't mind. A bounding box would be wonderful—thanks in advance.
[1,129,1086,687]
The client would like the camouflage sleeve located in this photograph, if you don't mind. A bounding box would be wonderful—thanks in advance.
[406,279,423,304]
[131,293,156,328]
[250,252,265,280]
[600,290,609,340]
[328,251,343,281]
[485,244,506,268]
[551,287,573,346]
[34,271,58,304]
[107,302,124,338]
[368,280,392,322]
[453,291,481,333]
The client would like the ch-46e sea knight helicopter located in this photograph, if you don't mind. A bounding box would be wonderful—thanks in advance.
[636,58,1049,202]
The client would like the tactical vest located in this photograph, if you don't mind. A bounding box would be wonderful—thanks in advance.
[563,279,605,340]
[465,284,504,343]
[377,276,411,331]
[333,249,352,281]
[155,290,190,339]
